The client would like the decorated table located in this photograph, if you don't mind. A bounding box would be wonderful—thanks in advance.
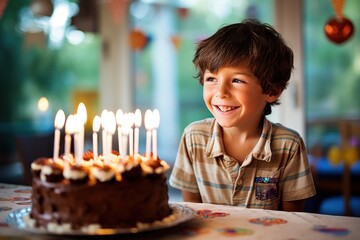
[1,183,360,240]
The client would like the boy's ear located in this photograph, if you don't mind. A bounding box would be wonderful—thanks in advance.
[266,91,282,103]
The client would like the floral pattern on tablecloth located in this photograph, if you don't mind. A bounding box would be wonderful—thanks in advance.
[249,217,288,226]
[217,227,254,236]
[14,189,32,194]
[0,183,31,230]
[196,209,230,218]
[0,196,31,206]
[313,225,350,236]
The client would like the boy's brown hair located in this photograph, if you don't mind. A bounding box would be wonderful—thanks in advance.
[193,19,294,115]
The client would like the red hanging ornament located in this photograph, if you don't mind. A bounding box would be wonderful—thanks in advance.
[325,17,354,44]
[129,29,148,51]
[177,7,188,19]
[324,0,355,44]
[0,0,8,18]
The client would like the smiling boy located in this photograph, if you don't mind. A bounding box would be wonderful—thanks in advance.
[169,19,316,211]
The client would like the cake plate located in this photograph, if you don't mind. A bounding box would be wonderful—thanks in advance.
[6,203,195,236]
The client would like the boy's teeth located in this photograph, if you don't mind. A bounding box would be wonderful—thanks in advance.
[218,106,234,112]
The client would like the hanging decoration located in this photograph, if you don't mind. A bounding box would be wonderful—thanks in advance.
[171,35,182,50]
[129,29,148,51]
[108,0,130,25]
[324,0,354,44]
[328,121,359,166]
[0,0,7,19]
[177,7,188,19]
[327,121,359,216]
[245,5,259,19]
[328,143,359,166]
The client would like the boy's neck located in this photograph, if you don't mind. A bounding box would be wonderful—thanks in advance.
[221,117,264,163]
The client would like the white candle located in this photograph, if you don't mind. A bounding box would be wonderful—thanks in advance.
[116,109,124,158]
[92,115,101,161]
[74,132,80,164]
[152,109,160,160]
[53,110,65,161]
[121,113,130,157]
[134,109,142,156]
[77,103,87,162]
[101,110,108,162]
[106,111,116,164]
[144,110,153,158]
[65,114,75,162]
[128,112,135,156]
[73,114,83,165]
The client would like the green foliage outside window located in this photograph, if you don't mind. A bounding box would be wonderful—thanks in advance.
[304,0,360,151]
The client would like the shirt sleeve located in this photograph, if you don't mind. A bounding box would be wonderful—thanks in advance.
[281,136,317,201]
[169,130,200,193]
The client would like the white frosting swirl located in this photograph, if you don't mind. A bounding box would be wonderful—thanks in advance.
[40,165,54,181]
[92,167,116,182]
[63,167,88,180]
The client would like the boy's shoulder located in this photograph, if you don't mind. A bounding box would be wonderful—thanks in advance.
[267,119,302,140]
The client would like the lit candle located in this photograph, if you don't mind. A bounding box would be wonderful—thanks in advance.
[121,113,130,157]
[92,115,101,161]
[116,109,124,158]
[77,103,87,162]
[73,114,83,165]
[152,109,160,160]
[134,109,142,156]
[101,109,108,162]
[65,114,75,162]
[53,109,65,161]
[128,112,135,156]
[106,111,116,165]
[144,109,153,158]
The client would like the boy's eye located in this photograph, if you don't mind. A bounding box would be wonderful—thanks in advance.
[205,77,216,82]
[233,78,245,83]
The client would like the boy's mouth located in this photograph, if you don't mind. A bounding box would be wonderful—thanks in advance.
[216,105,239,112]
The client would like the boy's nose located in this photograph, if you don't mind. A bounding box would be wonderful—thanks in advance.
[215,83,230,99]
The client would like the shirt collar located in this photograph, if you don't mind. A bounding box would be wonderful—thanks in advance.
[205,119,223,158]
[205,117,273,162]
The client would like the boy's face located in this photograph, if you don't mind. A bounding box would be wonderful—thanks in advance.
[203,64,278,129]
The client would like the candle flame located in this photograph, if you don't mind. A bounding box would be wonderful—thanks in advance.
[65,114,75,134]
[54,109,65,129]
[116,109,124,126]
[93,115,101,132]
[101,109,108,129]
[144,109,153,130]
[107,111,116,135]
[77,102,87,124]
[134,109,142,127]
[152,109,160,129]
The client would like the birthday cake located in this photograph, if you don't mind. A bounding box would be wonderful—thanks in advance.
[28,152,172,232]
[26,108,174,233]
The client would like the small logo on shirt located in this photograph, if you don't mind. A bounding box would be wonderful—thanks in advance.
[255,177,279,200]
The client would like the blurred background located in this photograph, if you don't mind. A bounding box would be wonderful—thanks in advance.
[0,0,359,216]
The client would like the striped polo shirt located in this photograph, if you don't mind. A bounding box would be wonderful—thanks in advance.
[169,117,316,209]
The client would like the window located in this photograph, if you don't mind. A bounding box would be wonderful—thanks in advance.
[0,0,100,167]
[304,0,360,156]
